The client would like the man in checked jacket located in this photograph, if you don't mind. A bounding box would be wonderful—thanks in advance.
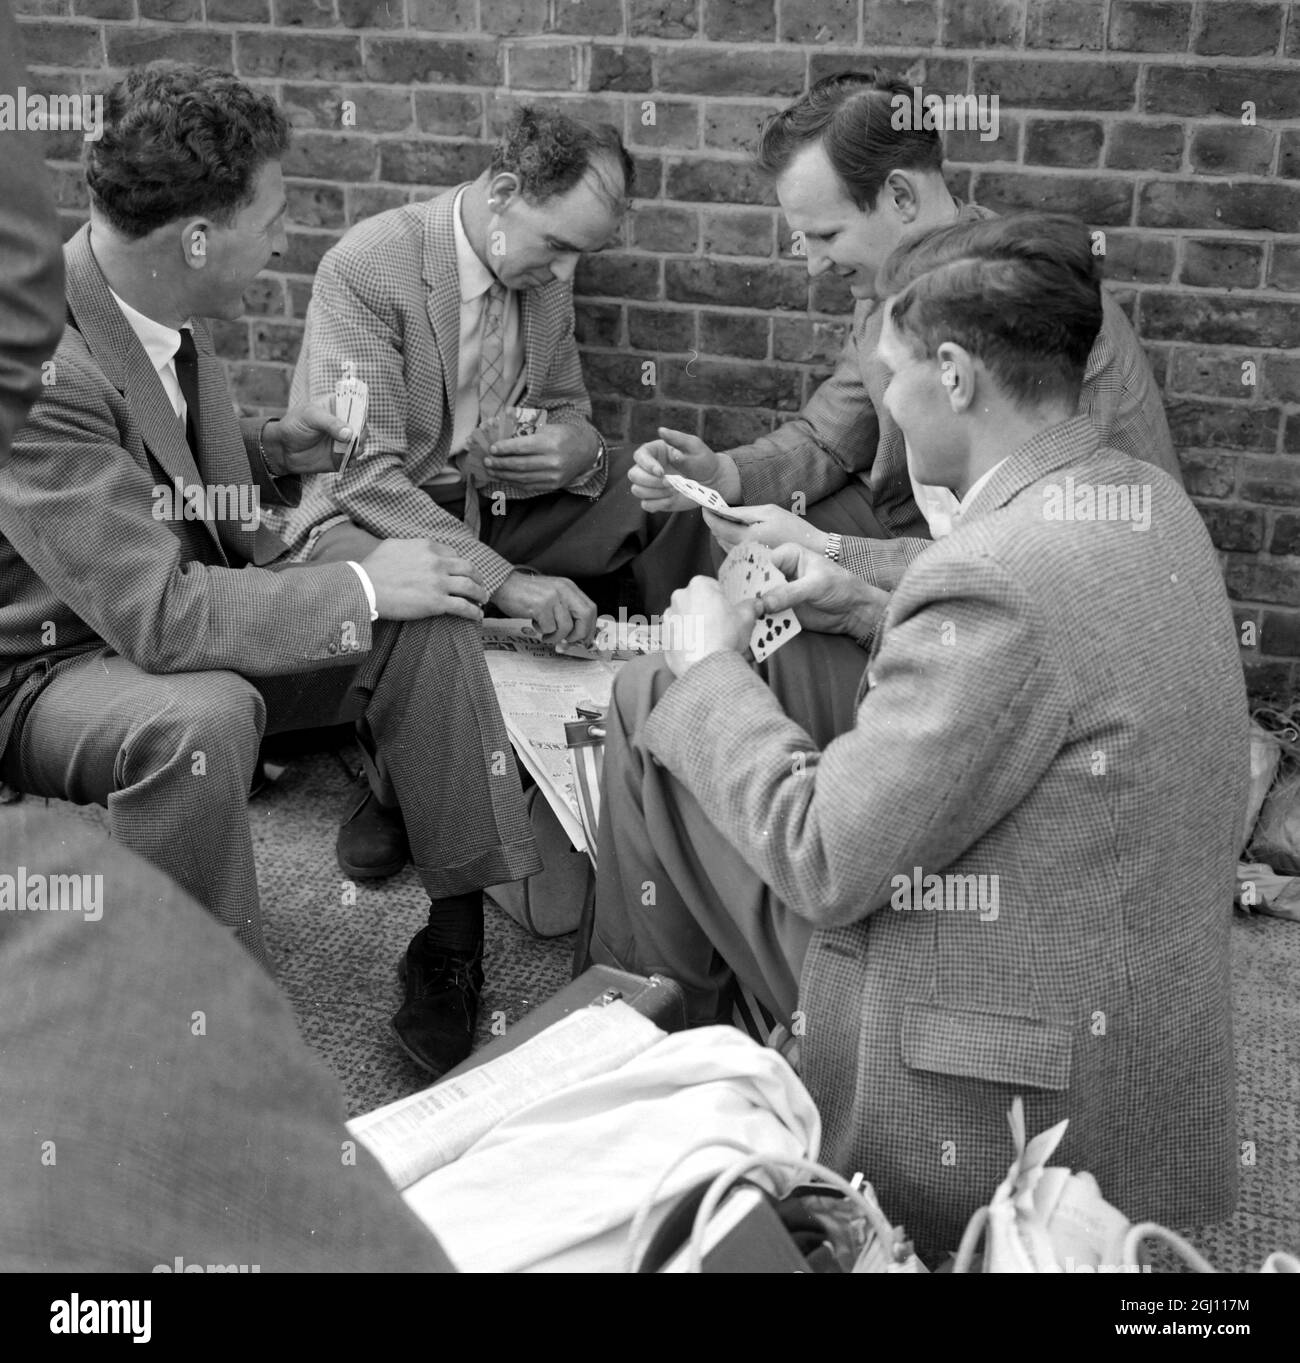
[590,214,1248,1263]
[0,65,542,1078]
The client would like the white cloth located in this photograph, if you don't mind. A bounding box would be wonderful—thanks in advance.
[107,285,188,421]
[404,1026,821,1273]
[905,437,1007,540]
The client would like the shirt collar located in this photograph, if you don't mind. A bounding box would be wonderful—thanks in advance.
[106,285,190,371]
[452,186,498,304]
[958,458,1008,514]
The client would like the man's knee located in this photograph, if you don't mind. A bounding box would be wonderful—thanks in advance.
[121,671,265,786]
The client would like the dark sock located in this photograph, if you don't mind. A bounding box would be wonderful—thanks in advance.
[423,892,483,956]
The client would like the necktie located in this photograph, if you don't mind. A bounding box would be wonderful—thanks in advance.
[173,327,202,460]
[466,280,509,537]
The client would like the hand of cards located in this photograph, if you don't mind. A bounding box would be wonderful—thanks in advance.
[718,542,802,663]
[332,374,369,475]
[462,406,549,487]
[663,473,749,524]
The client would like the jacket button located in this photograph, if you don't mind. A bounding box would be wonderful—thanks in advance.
[327,642,338,655]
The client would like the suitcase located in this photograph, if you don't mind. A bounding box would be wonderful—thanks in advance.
[438,966,688,1084]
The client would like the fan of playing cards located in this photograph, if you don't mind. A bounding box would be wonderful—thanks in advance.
[663,472,750,524]
[718,542,802,663]
[332,373,369,475]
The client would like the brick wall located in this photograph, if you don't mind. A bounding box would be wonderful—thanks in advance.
[14,0,1300,700]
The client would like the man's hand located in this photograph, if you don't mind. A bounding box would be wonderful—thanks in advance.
[663,575,758,679]
[702,503,830,555]
[492,570,597,645]
[628,427,743,512]
[482,424,599,493]
[762,544,890,640]
[361,539,489,621]
[263,401,364,477]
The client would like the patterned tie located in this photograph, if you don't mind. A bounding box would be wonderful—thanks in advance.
[173,327,202,460]
[465,279,509,537]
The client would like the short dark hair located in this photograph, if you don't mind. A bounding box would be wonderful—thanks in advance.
[880,213,1104,409]
[85,63,290,239]
[489,105,634,208]
[756,72,944,211]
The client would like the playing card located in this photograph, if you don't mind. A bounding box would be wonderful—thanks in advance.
[718,542,802,662]
[663,472,750,524]
[332,375,368,475]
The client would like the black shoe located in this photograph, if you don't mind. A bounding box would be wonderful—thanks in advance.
[336,782,409,880]
[392,928,484,1077]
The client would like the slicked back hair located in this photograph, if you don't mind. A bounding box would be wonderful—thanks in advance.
[756,72,944,210]
[880,213,1104,410]
[489,106,634,209]
[85,63,290,240]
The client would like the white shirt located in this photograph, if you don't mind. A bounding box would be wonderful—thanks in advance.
[904,438,1007,540]
[106,286,378,619]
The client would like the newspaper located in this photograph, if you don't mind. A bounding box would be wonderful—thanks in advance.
[346,1000,664,1191]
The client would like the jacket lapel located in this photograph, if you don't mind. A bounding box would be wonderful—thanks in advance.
[422,187,465,427]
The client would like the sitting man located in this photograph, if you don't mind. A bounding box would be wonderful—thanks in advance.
[589,213,1247,1261]
[631,72,1183,591]
[0,63,541,1078]
[266,106,708,877]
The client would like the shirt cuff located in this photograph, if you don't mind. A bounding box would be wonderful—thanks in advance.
[346,560,379,622]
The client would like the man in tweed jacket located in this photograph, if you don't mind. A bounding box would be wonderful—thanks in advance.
[591,214,1247,1261]
[631,74,1182,594]
[0,66,541,1078]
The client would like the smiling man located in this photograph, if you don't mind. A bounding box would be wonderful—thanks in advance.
[590,213,1246,1261]
[629,73,1182,591]
[0,65,544,1077]
[267,106,706,881]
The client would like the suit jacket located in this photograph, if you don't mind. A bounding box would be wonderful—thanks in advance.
[727,203,1184,591]
[0,225,372,740]
[643,417,1247,1255]
[262,186,606,592]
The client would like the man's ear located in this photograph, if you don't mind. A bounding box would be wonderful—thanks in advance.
[936,341,975,411]
[882,169,922,225]
[487,171,522,214]
[180,218,211,271]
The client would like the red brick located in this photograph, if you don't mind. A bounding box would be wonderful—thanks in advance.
[140,0,201,19]
[970,170,1132,226]
[13,0,71,13]
[628,401,701,443]
[663,356,799,407]
[703,406,775,447]
[1260,610,1300,659]
[409,0,478,29]
[550,0,624,36]
[1024,118,1104,168]
[945,166,973,202]
[1166,400,1278,453]
[862,0,940,45]
[584,350,660,398]
[1267,244,1300,291]
[363,38,498,85]
[1098,232,1175,284]
[630,0,698,39]
[779,0,859,44]
[287,278,316,315]
[666,158,776,206]
[944,116,1021,165]
[576,251,661,300]
[1168,350,1260,399]
[282,132,377,181]
[414,89,482,137]
[703,103,772,155]
[1270,513,1300,556]
[627,306,694,350]
[338,0,404,27]
[378,139,485,185]
[285,181,346,229]
[1180,452,1236,500]
[574,302,623,347]
[1225,554,1300,605]
[1140,293,1300,348]
[1193,1,1283,57]
[1284,417,1300,455]
[1105,120,1183,171]
[701,207,775,257]
[654,47,803,96]
[208,320,250,361]
[481,0,545,33]
[237,33,363,79]
[1108,1,1191,51]
[591,395,628,440]
[772,316,850,364]
[274,0,336,24]
[1280,131,1300,179]
[703,0,776,41]
[227,363,291,408]
[811,53,961,90]
[1138,180,1300,232]
[1026,0,1104,48]
[107,27,234,67]
[1289,6,1300,58]
[941,0,1022,46]
[45,164,89,211]
[1189,126,1275,177]
[631,205,698,252]
[632,153,663,197]
[206,0,271,20]
[283,84,413,133]
[280,231,339,276]
[1239,457,1300,507]
[1196,503,1266,553]
[1263,357,1300,404]
[1144,66,1300,120]
[21,22,104,67]
[700,311,769,359]
[665,258,806,310]
[1179,239,1265,291]
[590,46,654,93]
[251,320,306,364]
[627,99,699,149]
[971,59,1137,112]
[73,0,129,15]
[1242,658,1297,703]
[809,272,855,314]
[505,42,583,91]
[347,184,411,222]
[240,277,287,317]
[1142,343,1168,387]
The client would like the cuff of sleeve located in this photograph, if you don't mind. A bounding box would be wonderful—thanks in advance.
[643,650,764,769]
[346,560,379,622]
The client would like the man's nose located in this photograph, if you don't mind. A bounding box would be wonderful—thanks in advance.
[550,253,579,283]
[270,220,289,258]
[804,241,831,278]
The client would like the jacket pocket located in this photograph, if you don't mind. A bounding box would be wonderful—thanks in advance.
[900,1002,1073,1091]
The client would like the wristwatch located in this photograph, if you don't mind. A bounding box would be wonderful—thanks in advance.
[589,433,607,475]
[824,532,843,563]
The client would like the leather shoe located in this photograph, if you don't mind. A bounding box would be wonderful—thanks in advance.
[392,928,484,1077]
[336,782,409,880]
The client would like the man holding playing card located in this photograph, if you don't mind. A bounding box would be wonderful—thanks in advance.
[588,213,1246,1262]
